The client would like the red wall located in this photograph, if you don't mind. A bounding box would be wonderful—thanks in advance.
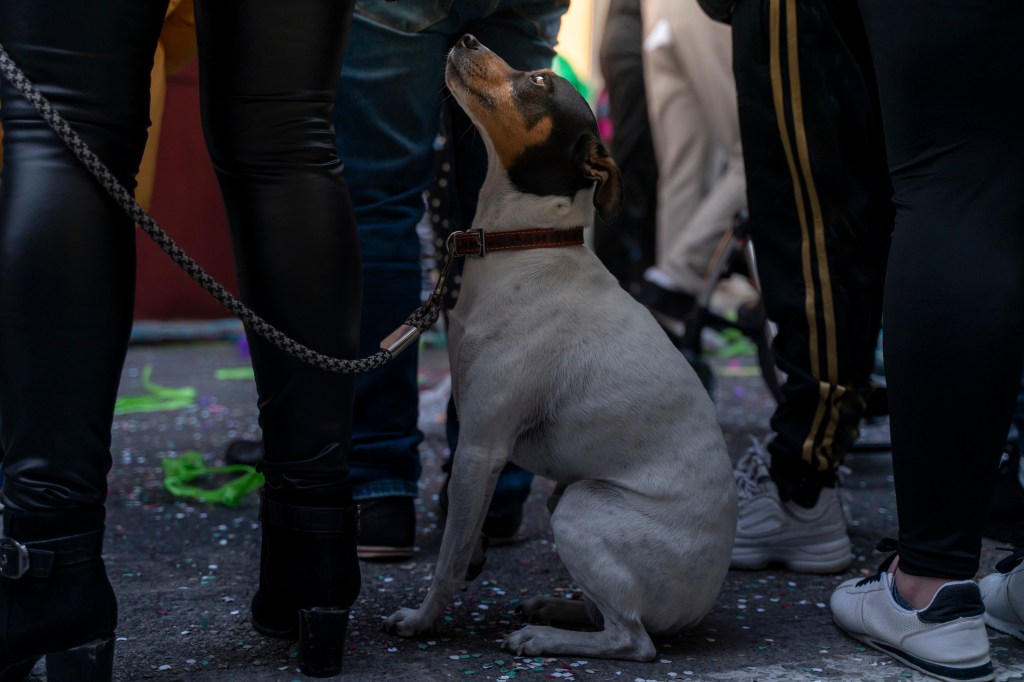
[134,60,239,320]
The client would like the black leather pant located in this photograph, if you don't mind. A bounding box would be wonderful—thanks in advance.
[0,0,360,516]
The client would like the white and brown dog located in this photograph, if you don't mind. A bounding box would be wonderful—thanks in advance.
[383,34,737,661]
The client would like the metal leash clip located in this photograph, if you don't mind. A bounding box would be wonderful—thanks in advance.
[378,231,466,357]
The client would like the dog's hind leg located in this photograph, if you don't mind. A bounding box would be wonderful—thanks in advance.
[502,609,654,660]
[503,480,658,660]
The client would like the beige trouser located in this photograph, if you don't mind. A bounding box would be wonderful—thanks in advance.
[641,0,746,296]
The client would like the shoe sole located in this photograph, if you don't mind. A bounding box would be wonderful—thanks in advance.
[835,621,994,682]
[731,536,852,573]
[983,612,1024,642]
[357,545,413,562]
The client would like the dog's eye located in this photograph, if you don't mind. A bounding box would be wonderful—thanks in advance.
[530,73,548,86]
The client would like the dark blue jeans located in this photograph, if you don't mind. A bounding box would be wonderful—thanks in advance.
[335,0,568,502]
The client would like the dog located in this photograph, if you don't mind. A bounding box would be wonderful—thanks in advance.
[383,34,737,661]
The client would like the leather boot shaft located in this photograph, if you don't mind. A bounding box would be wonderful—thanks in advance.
[251,494,361,637]
[0,510,116,677]
[250,493,361,677]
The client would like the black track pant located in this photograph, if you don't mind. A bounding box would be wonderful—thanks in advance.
[731,0,892,504]
[0,0,360,516]
[859,0,1024,579]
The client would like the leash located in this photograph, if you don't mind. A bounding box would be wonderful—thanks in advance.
[0,41,434,374]
[0,43,586,374]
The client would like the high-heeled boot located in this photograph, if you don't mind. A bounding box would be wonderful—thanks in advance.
[0,509,117,682]
[250,491,361,677]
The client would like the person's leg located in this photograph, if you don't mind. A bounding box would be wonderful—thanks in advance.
[193,0,361,674]
[336,1,569,558]
[829,3,1022,679]
[0,0,167,673]
[659,0,745,299]
[594,0,658,295]
[334,4,457,559]
[858,0,1024,594]
[640,0,711,315]
[728,0,890,572]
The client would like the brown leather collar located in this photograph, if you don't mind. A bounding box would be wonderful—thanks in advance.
[450,227,584,257]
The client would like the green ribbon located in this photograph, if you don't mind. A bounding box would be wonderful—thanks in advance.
[215,367,255,381]
[115,365,196,415]
[710,327,758,359]
[161,450,264,507]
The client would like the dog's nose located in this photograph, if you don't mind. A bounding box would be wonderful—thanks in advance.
[459,34,480,50]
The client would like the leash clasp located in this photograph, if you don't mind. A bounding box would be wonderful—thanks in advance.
[378,230,472,357]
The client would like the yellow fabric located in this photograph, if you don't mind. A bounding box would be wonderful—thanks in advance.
[0,0,196,209]
[137,0,197,210]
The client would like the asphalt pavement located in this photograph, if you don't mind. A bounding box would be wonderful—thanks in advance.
[14,324,1024,681]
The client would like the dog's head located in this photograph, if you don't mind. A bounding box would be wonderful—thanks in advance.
[445,34,623,224]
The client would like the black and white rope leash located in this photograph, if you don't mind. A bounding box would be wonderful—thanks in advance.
[0,41,444,374]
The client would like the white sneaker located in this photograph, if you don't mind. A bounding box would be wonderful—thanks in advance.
[730,438,852,572]
[979,548,1024,641]
[831,564,993,682]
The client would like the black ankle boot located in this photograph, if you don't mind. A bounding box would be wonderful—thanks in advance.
[250,493,361,677]
[0,511,117,682]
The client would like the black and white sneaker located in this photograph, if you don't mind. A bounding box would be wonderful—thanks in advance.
[830,553,993,682]
[980,547,1024,642]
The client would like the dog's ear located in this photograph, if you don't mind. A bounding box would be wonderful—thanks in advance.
[581,135,623,223]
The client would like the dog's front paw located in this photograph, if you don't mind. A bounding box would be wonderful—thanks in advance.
[382,607,434,638]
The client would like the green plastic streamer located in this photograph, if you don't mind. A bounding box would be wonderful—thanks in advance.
[115,365,196,415]
[215,367,255,381]
[161,450,264,507]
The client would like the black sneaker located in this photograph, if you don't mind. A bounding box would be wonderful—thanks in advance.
[356,497,416,562]
[224,439,264,466]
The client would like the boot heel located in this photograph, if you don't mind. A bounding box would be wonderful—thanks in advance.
[46,634,115,682]
[0,656,41,682]
[298,607,350,677]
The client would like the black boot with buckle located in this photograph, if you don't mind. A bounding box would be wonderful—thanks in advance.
[0,508,117,682]
[250,451,362,678]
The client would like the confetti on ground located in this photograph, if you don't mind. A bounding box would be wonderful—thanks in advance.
[718,364,763,377]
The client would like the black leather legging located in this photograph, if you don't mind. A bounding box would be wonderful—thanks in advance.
[0,0,360,515]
